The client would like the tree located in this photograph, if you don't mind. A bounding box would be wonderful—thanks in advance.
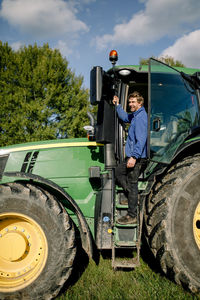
[0,42,90,146]
[139,55,185,67]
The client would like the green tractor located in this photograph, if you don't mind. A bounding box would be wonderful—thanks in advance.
[0,50,200,299]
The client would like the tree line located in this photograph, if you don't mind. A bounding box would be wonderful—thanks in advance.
[139,56,185,67]
[0,42,90,146]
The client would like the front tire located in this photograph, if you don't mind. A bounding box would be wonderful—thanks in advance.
[144,155,200,293]
[0,182,76,299]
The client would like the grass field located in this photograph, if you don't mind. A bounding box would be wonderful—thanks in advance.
[56,246,200,300]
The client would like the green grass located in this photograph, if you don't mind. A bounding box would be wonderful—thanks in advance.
[56,250,200,300]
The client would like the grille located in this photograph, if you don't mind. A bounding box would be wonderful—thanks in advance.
[0,155,9,179]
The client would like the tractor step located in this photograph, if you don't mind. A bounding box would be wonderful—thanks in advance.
[111,188,145,272]
[114,241,136,247]
[112,256,140,270]
[113,189,138,248]
[114,224,138,247]
[115,222,138,227]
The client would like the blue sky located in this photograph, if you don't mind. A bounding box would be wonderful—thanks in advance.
[0,0,200,88]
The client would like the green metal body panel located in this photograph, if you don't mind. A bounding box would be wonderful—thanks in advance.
[0,138,104,237]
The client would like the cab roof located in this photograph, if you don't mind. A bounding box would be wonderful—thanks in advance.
[111,64,200,75]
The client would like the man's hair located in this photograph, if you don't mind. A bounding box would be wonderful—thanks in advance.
[128,91,144,106]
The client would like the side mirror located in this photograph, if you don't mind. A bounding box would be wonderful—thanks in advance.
[90,66,103,105]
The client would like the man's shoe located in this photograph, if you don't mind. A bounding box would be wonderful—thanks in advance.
[117,214,137,225]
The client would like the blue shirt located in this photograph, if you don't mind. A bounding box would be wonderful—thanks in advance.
[116,105,147,159]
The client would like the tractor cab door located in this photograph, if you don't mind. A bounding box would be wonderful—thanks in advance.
[149,58,199,164]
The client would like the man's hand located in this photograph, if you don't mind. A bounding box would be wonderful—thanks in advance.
[127,157,136,168]
[112,95,119,105]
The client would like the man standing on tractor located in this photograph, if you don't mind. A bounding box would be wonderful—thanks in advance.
[113,92,148,224]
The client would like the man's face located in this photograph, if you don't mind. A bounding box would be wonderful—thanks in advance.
[128,97,141,112]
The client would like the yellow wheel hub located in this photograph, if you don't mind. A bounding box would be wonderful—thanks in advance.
[193,202,200,251]
[0,213,48,292]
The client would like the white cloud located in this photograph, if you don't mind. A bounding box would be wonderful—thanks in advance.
[10,41,24,51]
[94,0,200,50]
[55,40,73,57]
[0,0,89,38]
[160,30,200,68]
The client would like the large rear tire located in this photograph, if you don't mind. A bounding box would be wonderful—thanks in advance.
[0,182,76,299]
[144,155,200,293]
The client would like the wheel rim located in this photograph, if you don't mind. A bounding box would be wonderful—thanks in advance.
[193,201,200,250]
[0,212,48,292]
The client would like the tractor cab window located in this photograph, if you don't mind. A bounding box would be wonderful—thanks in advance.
[150,59,200,163]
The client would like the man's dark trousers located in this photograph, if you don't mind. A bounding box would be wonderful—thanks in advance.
[115,158,146,218]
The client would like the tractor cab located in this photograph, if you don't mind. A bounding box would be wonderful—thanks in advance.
[90,50,200,176]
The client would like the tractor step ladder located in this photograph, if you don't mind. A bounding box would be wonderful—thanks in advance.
[112,188,143,270]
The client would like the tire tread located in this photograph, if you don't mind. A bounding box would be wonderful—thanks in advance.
[144,154,200,293]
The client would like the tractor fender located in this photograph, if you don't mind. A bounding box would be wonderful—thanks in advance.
[3,171,93,259]
[173,136,200,161]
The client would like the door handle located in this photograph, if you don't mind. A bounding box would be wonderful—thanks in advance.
[153,117,161,131]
